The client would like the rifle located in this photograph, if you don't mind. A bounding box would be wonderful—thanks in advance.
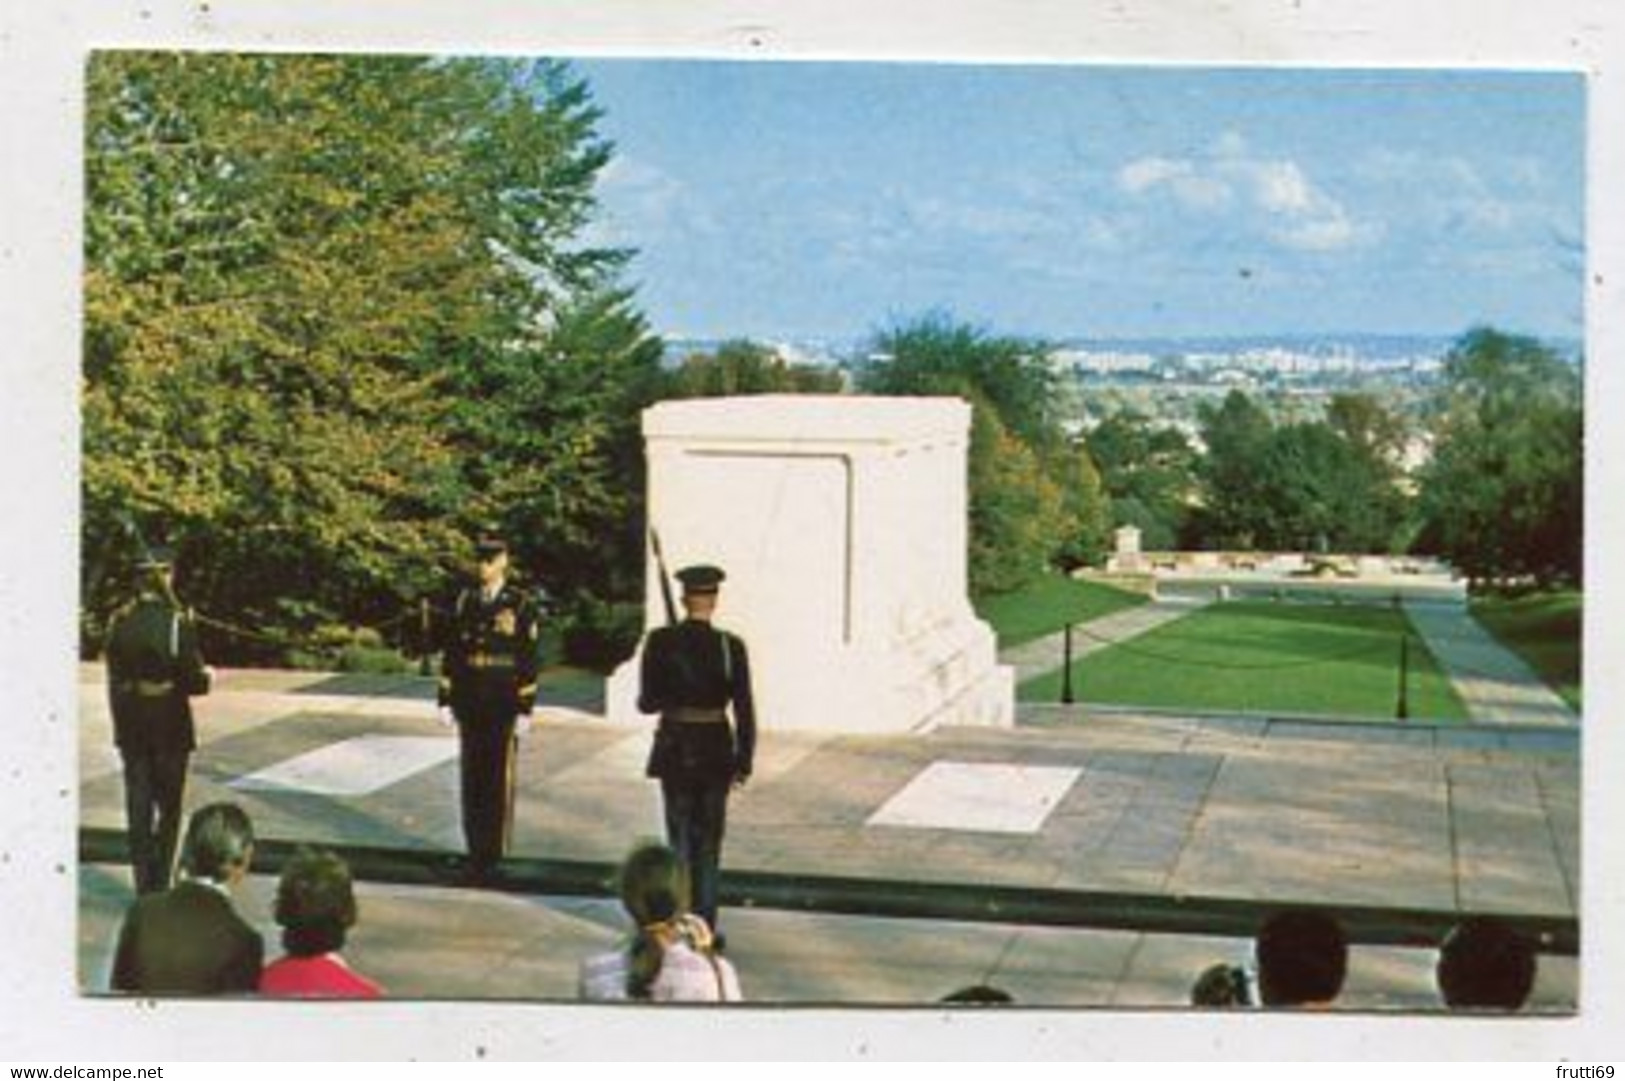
[118,512,182,611]
[649,527,678,627]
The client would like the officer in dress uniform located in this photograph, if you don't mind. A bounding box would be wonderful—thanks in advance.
[437,531,544,882]
[104,544,213,895]
[637,564,756,936]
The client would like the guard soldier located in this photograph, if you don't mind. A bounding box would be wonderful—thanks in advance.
[637,563,756,937]
[104,544,213,895]
[437,531,544,882]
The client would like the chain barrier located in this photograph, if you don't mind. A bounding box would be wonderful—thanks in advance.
[1064,618,1402,672]
[185,599,461,659]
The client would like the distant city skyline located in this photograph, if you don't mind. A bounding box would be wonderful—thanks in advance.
[573,60,1584,344]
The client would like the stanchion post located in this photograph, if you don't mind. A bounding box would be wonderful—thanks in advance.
[418,597,432,677]
[1061,622,1075,705]
[1395,632,1410,721]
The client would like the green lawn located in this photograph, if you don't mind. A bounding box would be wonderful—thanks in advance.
[975,575,1149,648]
[1021,600,1470,722]
[1470,590,1582,711]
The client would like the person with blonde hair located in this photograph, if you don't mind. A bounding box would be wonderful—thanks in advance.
[578,842,742,1002]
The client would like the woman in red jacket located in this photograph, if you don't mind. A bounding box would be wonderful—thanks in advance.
[259,848,382,999]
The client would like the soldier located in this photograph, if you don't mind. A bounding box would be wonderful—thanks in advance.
[437,531,544,882]
[104,543,213,895]
[637,563,756,937]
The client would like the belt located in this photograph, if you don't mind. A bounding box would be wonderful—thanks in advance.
[127,679,175,697]
[668,707,727,725]
[466,653,515,669]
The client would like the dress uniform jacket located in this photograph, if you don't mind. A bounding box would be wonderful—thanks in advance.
[637,619,756,784]
[111,880,264,994]
[438,580,544,870]
[438,582,544,719]
[105,594,210,754]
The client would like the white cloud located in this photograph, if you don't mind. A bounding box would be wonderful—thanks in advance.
[1116,139,1369,252]
[1251,161,1314,214]
[1118,156,1190,194]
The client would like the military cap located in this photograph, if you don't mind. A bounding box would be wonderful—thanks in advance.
[675,564,726,595]
[137,543,176,570]
[474,531,508,558]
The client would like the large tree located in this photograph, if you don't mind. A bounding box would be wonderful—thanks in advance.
[856,315,1107,592]
[1417,327,1582,586]
[1194,390,1276,549]
[84,53,660,658]
[1192,389,1409,553]
[1084,408,1199,551]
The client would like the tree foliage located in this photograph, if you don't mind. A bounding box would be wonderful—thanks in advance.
[856,314,1108,593]
[84,53,662,659]
[665,339,844,398]
[1416,327,1582,586]
[1084,409,1198,551]
[1192,389,1409,553]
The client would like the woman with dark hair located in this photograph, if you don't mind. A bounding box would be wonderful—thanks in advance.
[578,842,742,1002]
[259,848,382,998]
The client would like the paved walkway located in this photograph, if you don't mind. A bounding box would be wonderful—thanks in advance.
[76,664,1578,1010]
[1404,602,1578,727]
[998,596,1210,683]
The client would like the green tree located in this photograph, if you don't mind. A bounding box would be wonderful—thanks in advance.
[860,313,1062,452]
[966,404,1069,593]
[1252,421,1404,553]
[856,314,1102,592]
[1084,409,1198,550]
[1194,390,1275,549]
[83,53,658,658]
[1417,327,1582,586]
[666,339,844,398]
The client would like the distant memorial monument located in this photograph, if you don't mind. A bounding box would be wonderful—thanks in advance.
[606,395,1014,734]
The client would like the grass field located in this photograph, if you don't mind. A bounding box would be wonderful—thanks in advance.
[1470,590,1582,711]
[975,575,1148,648]
[1020,600,1470,722]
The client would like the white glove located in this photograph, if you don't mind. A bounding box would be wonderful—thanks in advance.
[515,712,534,740]
[437,705,455,729]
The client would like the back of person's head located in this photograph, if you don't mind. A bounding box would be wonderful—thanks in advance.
[1191,962,1254,1007]
[618,842,693,999]
[1437,917,1537,1010]
[179,802,255,883]
[939,984,1014,1005]
[1255,910,1348,1007]
[275,848,358,957]
[618,842,689,927]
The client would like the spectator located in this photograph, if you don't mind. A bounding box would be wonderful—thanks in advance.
[1190,962,1254,1007]
[1254,910,1347,1008]
[578,842,742,1002]
[111,802,263,994]
[1437,917,1537,1010]
[260,848,382,999]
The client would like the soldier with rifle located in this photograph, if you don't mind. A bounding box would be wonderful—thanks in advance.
[104,537,213,895]
[636,534,756,940]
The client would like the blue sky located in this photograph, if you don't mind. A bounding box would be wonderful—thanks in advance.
[573,60,1584,342]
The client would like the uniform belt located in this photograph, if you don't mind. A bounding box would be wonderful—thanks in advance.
[130,679,175,697]
[668,707,727,725]
[467,653,515,669]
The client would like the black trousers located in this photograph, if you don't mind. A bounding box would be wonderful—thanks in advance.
[121,747,189,895]
[661,778,730,932]
[456,710,518,871]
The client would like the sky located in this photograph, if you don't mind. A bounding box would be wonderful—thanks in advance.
[572,60,1585,343]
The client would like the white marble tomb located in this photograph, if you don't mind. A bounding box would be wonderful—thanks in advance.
[605,395,1014,734]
